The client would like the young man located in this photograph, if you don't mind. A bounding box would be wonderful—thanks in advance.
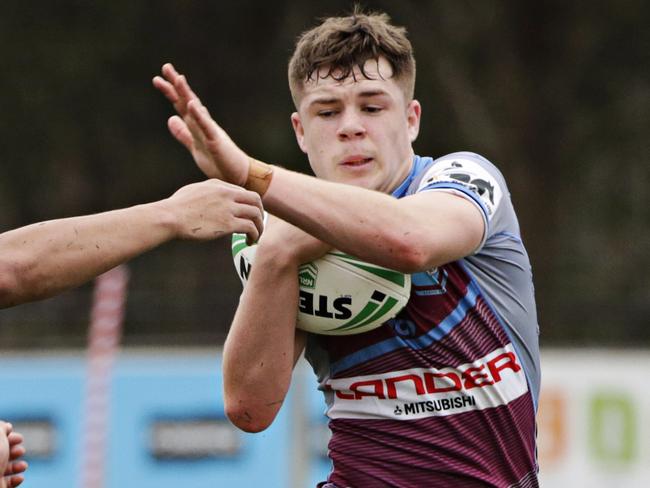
[156,10,540,487]
[0,178,263,486]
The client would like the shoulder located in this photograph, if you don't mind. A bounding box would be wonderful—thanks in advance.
[410,152,509,221]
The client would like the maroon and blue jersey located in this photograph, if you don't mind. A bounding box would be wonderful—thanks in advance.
[306,153,540,487]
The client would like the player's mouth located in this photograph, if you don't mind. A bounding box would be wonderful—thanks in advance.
[340,155,374,168]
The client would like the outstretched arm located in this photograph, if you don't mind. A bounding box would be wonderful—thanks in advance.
[0,179,263,308]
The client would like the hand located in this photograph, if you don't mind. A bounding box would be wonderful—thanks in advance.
[153,63,250,185]
[257,215,331,266]
[161,179,264,244]
[0,422,27,488]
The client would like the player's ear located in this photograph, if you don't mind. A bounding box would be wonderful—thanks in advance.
[406,100,421,143]
[291,112,308,154]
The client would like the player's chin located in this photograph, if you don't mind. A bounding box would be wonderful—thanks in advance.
[333,170,381,189]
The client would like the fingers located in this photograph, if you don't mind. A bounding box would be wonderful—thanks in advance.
[156,64,250,185]
[4,459,27,476]
[233,186,264,213]
[167,116,195,151]
[7,432,22,448]
[9,461,27,475]
[175,74,201,105]
[187,99,220,142]
[161,63,201,111]
[234,203,264,244]
[164,63,201,106]
[183,108,211,149]
[161,62,182,86]
[250,206,265,238]
[166,180,264,242]
[8,446,24,462]
[236,218,261,245]
[5,474,25,487]
[0,424,24,487]
[155,63,185,115]
[228,185,264,240]
[152,76,179,105]
[207,183,264,243]
[155,63,201,118]
[7,435,24,463]
[161,62,179,77]
[212,184,263,244]
[3,460,27,488]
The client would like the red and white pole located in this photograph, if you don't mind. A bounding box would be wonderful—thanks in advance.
[80,265,129,488]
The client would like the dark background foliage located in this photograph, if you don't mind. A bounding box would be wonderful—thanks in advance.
[1,1,648,348]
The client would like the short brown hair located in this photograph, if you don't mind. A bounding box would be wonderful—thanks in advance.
[288,8,416,107]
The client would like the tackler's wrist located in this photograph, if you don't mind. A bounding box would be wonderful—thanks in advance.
[244,158,274,196]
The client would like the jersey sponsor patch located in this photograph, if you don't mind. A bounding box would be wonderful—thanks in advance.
[416,157,503,220]
[325,344,528,420]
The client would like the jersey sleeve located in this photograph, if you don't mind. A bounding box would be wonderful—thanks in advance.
[414,153,506,252]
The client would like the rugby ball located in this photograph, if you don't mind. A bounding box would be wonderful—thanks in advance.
[231,234,411,335]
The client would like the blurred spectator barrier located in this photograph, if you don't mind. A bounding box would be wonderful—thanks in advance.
[0,349,648,487]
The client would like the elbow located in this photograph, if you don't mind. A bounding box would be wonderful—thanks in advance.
[0,259,26,308]
[385,235,435,274]
[0,255,52,308]
[397,248,433,274]
[224,399,277,433]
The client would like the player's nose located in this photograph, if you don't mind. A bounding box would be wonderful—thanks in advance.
[336,110,366,140]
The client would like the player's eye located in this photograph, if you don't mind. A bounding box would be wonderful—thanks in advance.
[362,105,383,114]
[317,109,338,118]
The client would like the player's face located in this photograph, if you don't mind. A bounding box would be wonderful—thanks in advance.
[291,57,421,193]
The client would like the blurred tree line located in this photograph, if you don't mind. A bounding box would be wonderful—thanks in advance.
[0,1,648,348]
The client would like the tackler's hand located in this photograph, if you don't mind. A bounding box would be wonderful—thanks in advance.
[0,422,27,488]
[160,179,264,245]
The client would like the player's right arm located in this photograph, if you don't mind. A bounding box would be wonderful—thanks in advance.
[0,180,263,308]
[222,216,328,432]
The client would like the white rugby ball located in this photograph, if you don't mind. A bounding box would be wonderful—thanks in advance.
[231,234,411,335]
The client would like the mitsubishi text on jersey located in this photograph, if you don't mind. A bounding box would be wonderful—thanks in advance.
[306,152,541,488]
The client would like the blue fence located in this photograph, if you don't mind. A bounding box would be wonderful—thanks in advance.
[0,350,330,488]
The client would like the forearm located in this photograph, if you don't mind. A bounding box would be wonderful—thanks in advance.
[222,249,302,432]
[263,167,421,270]
[259,167,484,272]
[0,202,175,307]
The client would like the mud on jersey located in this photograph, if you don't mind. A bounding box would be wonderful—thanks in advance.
[306,153,540,488]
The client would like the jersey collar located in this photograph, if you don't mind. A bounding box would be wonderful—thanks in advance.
[391,155,425,198]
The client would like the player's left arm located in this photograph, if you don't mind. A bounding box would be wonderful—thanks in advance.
[263,169,485,273]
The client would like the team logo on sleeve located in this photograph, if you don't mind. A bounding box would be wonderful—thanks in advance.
[417,158,503,218]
